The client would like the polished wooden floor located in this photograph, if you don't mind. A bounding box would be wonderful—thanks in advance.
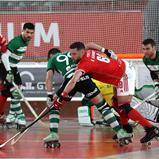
[0,115,159,159]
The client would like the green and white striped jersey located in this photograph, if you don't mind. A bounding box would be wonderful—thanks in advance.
[7,35,29,67]
[47,51,77,79]
[143,51,159,76]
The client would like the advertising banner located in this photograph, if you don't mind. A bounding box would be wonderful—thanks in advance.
[0,12,143,59]
[18,66,82,99]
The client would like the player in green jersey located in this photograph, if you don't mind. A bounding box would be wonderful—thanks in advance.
[43,47,133,148]
[142,38,159,89]
[142,38,159,99]
[0,22,34,130]
[142,38,159,140]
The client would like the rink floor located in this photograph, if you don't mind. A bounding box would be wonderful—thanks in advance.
[0,116,159,159]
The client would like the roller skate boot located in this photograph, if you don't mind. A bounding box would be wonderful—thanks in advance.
[6,114,17,129]
[113,124,134,144]
[123,124,134,143]
[117,129,133,147]
[0,113,6,128]
[140,126,159,147]
[112,134,118,143]
[43,132,61,148]
[17,114,26,131]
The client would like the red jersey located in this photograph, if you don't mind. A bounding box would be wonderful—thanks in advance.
[0,34,7,46]
[75,50,126,86]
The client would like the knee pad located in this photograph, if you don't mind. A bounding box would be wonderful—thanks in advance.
[111,96,118,109]
[118,103,132,118]
[95,98,110,114]
[1,89,12,97]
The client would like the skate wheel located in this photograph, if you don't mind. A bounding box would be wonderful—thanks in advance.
[51,143,56,148]
[44,143,49,148]
[2,124,6,129]
[147,141,152,147]
[56,143,61,148]
[129,138,133,143]
[124,140,129,145]
[7,124,12,129]
[119,142,123,147]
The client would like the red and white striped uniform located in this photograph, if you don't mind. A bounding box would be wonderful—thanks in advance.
[0,34,7,46]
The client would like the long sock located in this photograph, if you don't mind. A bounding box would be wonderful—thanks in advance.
[49,109,60,133]
[128,109,152,128]
[96,98,121,132]
[0,95,7,114]
[120,116,129,125]
[11,99,24,116]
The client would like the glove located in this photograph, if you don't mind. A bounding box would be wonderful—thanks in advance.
[50,91,68,110]
[6,70,14,83]
[154,82,159,99]
[46,92,53,108]
[51,97,63,110]
[101,47,118,60]
[10,86,24,99]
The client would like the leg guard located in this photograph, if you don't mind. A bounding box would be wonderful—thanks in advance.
[118,103,133,118]
[77,106,94,126]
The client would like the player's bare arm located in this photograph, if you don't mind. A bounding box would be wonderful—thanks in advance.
[46,69,54,92]
[85,42,102,51]
[46,69,54,108]
[63,70,83,94]
[85,42,117,60]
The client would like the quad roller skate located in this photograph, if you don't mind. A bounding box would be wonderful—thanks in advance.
[6,114,17,129]
[140,126,159,147]
[117,129,134,147]
[113,124,134,145]
[43,132,61,148]
[113,133,133,144]
[16,114,26,131]
[0,113,6,128]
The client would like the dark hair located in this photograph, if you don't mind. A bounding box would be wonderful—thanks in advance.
[142,38,156,47]
[69,42,85,51]
[47,48,61,60]
[23,22,35,30]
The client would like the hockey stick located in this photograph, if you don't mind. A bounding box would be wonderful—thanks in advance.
[109,93,156,117]
[110,93,156,118]
[131,96,159,123]
[12,82,50,128]
[0,107,54,148]
[11,107,47,146]
[133,92,156,109]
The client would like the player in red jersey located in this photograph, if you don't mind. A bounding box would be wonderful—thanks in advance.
[51,41,159,144]
[0,34,8,126]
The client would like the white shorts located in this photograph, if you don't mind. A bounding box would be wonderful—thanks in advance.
[116,60,135,96]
